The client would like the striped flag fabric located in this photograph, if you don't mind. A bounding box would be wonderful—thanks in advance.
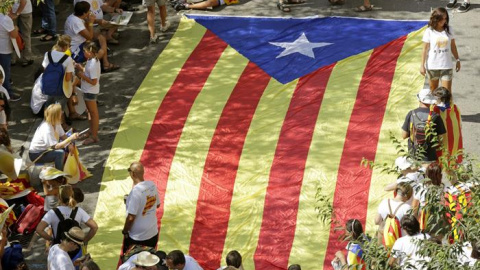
[90,16,428,270]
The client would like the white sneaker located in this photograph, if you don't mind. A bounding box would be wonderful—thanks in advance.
[160,21,170,32]
[150,34,159,44]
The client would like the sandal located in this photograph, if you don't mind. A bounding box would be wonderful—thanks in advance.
[102,63,120,73]
[82,136,99,145]
[40,34,57,42]
[355,5,373,12]
[68,113,88,121]
[277,2,291,12]
[33,28,46,36]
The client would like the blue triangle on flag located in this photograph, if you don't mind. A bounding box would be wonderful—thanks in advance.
[186,15,427,84]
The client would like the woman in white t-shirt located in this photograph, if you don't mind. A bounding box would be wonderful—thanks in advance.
[420,7,461,92]
[75,42,101,145]
[36,185,98,252]
[28,104,79,169]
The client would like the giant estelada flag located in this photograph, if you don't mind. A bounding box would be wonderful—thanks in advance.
[90,15,427,270]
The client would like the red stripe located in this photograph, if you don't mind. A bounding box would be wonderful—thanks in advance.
[323,37,407,268]
[189,62,271,270]
[446,110,454,156]
[453,105,463,163]
[254,65,335,270]
[139,30,228,229]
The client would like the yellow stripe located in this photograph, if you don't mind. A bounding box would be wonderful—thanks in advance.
[90,18,206,269]
[158,46,249,251]
[449,107,461,154]
[289,50,372,268]
[365,27,426,234]
[221,78,297,270]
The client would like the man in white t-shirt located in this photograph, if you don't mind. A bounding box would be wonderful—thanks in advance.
[122,162,160,253]
[73,0,121,44]
[65,1,119,72]
[389,215,431,269]
[48,227,86,270]
[166,250,204,270]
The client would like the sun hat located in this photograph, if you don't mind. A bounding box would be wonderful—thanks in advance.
[395,156,413,171]
[39,167,71,181]
[417,88,437,105]
[132,251,160,267]
[64,227,85,246]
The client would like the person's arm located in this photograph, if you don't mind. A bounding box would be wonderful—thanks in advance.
[8,26,19,39]
[15,0,27,15]
[77,71,98,86]
[65,72,73,83]
[402,130,409,139]
[385,182,398,192]
[374,213,383,226]
[334,250,347,266]
[451,39,460,72]
[84,218,98,243]
[388,256,397,267]
[420,42,429,76]
[36,221,54,241]
[54,133,79,149]
[79,14,96,41]
[411,199,420,218]
[101,2,123,13]
[122,214,136,235]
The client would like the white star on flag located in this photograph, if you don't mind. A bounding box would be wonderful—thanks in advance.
[269,32,333,59]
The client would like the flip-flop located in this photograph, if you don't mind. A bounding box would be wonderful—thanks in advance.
[277,2,291,12]
[40,34,57,42]
[82,137,99,145]
[354,5,374,12]
[68,113,88,121]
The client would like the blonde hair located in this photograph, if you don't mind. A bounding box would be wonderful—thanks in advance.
[59,184,78,208]
[44,104,63,126]
[52,35,71,52]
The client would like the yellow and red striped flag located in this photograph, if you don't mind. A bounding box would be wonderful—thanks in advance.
[90,16,428,270]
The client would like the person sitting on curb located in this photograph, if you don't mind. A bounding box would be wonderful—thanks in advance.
[174,0,238,11]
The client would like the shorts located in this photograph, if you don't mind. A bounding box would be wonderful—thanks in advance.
[426,69,453,81]
[83,93,98,101]
[143,0,166,7]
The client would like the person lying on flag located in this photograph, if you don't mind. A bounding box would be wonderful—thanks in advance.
[173,0,238,11]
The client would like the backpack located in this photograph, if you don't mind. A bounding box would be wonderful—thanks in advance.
[14,204,45,234]
[53,207,80,244]
[409,110,438,151]
[382,200,405,249]
[42,51,68,96]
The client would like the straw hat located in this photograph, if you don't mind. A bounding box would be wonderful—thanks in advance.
[39,167,71,181]
[64,227,85,246]
[132,251,160,267]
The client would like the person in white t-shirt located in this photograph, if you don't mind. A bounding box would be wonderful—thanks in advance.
[66,1,119,72]
[28,104,79,169]
[388,215,431,269]
[9,0,33,66]
[420,7,461,92]
[384,156,424,205]
[48,227,88,270]
[0,13,20,101]
[122,162,160,253]
[37,185,98,252]
[166,250,204,270]
[375,182,413,238]
[75,42,101,145]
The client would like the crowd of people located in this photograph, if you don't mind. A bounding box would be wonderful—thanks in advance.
[0,1,478,270]
[331,7,478,270]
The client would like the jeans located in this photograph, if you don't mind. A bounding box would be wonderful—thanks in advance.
[0,53,12,95]
[29,149,65,170]
[40,0,56,36]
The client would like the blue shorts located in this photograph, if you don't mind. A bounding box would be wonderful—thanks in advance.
[83,92,98,101]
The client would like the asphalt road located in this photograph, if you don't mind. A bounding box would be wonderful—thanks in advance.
[6,0,478,268]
